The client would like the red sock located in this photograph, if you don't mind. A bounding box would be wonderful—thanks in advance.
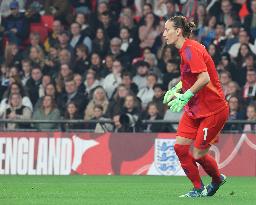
[174,144,202,189]
[196,154,221,184]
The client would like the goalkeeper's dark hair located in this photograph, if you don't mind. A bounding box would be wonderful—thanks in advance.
[168,16,196,38]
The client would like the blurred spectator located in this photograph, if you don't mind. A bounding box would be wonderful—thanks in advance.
[84,71,101,98]
[243,69,256,104]
[43,45,60,78]
[74,73,86,95]
[71,0,92,13]
[138,12,161,49]
[217,53,242,86]
[23,32,41,58]
[244,0,256,39]
[243,103,256,132]
[133,61,149,90]
[152,83,166,117]
[157,45,177,73]
[25,1,42,24]
[59,78,88,115]
[144,52,162,80]
[228,29,256,58]
[119,26,140,60]
[103,59,122,99]
[84,86,109,120]
[92,27,109,58]
[102,54,114,75]
[57,31,74,55]
[119,94,141,132]
[44,20,63,52]
[219,70,232,96]
[73,44,90,75]
[55,63,73,94]
[142,102,163,132]
[75,12,93,39]
[70,22,92,53]
[0,64,9,98]
[40,74,52,97]
[4,42,22,68]
[137,73,157,110]
[119,13,138,41]
[108,37,129,64]
[138,2,153,25]
[63,101,84,130]
[213,23,227,51]
[224,95,245,131]
[217,0,239,28]
[226,81,242,101]
[88,1,109,34]
[193,3,207,30]
[93,105,113,133]
[32,95,61,130]
[98,11,120,39]
[121,71,138,95]
[207,43,221,66]
[44,0,72,24]
[106,84,129,118]
[198,15,217,47]
[152,0,167,17]
[58,49,72,65]
[2,1,29,45]
[0,0,17,17]
[182,0,199,19]
[35,83,58,110]
[163,60,180,90]
[26,66,43,106]
[0,93,32,130]
[163,0,181,21]
[235,43,255,67]
[90,52,109,79]
[29,45,45,68]
[112,114,122,132]
[223,21,241,53]
[0,83,33,115]
[86,104,103,131]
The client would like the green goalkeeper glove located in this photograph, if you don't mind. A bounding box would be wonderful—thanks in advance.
[167,89,194,112]
[163,81,182,104]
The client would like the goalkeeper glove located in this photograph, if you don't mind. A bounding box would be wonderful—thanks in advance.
[163,81,182,104]
[168,89,194,112]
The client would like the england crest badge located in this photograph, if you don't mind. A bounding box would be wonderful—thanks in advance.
[154,139,184,176]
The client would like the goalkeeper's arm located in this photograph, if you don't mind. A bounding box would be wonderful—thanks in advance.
[189,72,210,95]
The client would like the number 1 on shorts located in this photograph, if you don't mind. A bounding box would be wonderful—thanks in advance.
[203,128,208,141]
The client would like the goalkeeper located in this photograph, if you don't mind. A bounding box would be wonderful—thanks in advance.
[162,16,229,198]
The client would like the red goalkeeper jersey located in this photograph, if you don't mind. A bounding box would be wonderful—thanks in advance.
[179,39,228,119]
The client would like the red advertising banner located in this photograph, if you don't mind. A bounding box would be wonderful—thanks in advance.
[0,132,255,176]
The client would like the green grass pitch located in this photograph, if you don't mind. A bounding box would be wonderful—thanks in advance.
[0,176,255,205]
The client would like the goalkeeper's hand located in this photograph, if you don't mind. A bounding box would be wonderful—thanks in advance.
[163,81,182,104]
[167,89,194,112]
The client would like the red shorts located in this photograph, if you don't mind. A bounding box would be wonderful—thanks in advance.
[177,106,229,150]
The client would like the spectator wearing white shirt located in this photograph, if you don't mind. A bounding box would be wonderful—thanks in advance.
[70,22,92,53]
[228,29,256,58]
[137,73,157,110]
[133,61,149,90]
[103,59,122,99]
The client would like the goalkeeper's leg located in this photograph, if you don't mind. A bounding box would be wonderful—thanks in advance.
[174,143,203,189]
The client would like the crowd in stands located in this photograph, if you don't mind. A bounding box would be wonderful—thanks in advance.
[0,0,256,133]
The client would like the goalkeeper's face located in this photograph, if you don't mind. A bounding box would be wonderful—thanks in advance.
[163,21,181,45]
